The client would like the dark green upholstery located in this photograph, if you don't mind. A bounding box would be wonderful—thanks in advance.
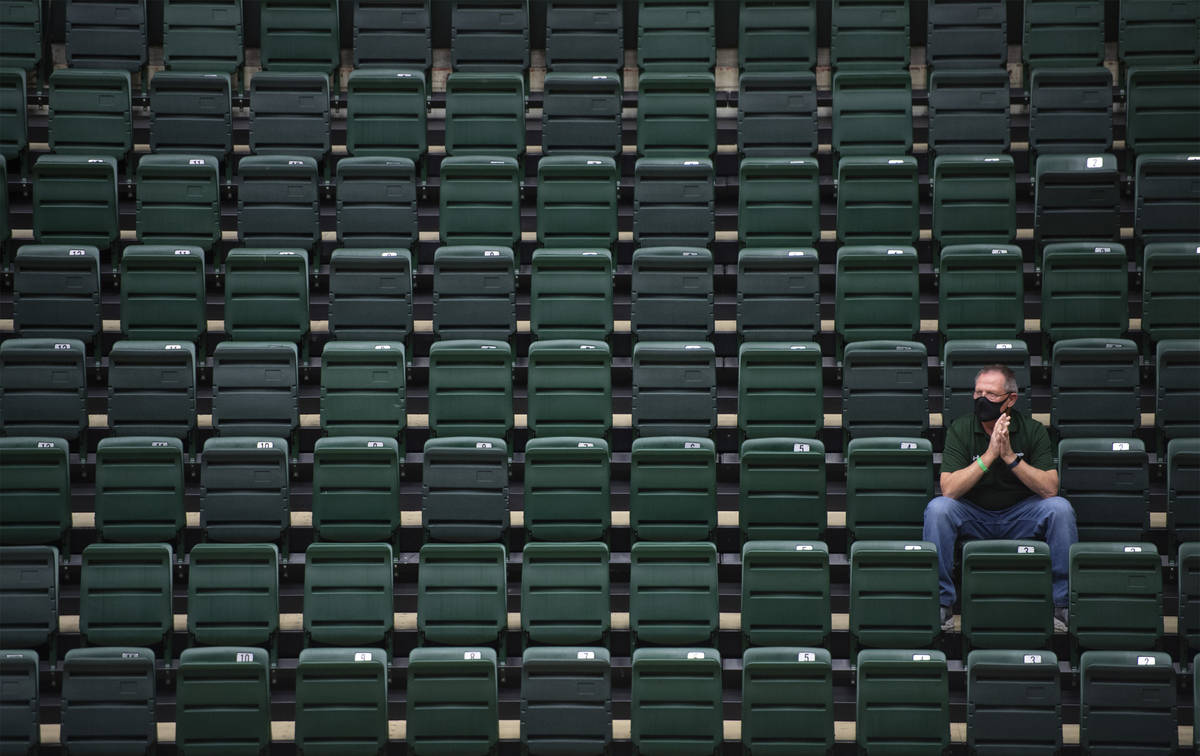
[1143,243,1200,344]
[439,156,521,250]
[850,541,940,652]
[1059,438,1150,541]
[312,436,402,543]
[637,72,716,158]
[212,341,299,439]
[1125,66,1200,157]
[633,157,715,249]
[856,649,949,756]
[941,339,1032,425]
[433,245,516,342]
[630,541,718,647]
[0,546,58,653]
[629,436,717,542]
[0,649,39,755]
[966,649,1061,756]
[631,246,713,342]
[407,646,499,756]
[1028,67,1114,159]
[835,246,920,351]
[637,0,714,72]
[1120,1,1200,69]
[176,646,270,756]
[1169,439,1200,547]
[631,340,717,438]
[545,0,623,72]
[186,543,279,652]
[739,157,820,247]
[926,0,1006,70]
[831,70,912,156]
[736,247,820,343]
[259,0,339,75]
[450,0,529,73]
[444,71,525,159]
[328,248,414,343]
[422,436,508,543]
[742,541,830,648]
[107,340,197,440]
[938,246,1024,342]
[119,246,206,342]
[31,155,119,253]
[47,68,131,163]
[95,436,185,543]
[529,249,613,341]
[12,245,101,349]
[541,71,623,157]
[163,0,244,74]
[64,0,146,71]
[1180,542,1200,659]
[738,341,823,440]
[200,436,289,543]
[738,71,818,157]
[830,0,910,70]
[845,438,934,543]
[537,155,619,249]
[223,248,310,343]
[236,156,320,258]
[932,155,1016,254]
[0,0,41,74]
[521,646,612,756]
[1023,0,1105,75]
[303,542,394,648]
[521,541,610,645]
[927,69,1011,157]
[336,156,418,249]
[0,339,87,442]
[136,154,220,253]
[527,340,612,439]
[961,540,1053,653]
[319,340,406,440]
[295,647,389,756]
[1079,650,1176,756]
[353,0,431,70]
[0,68,26,166]
[1069,542,1162,656]
[741,647,833,756]
[841,340,928,441]
[739,437,826,542]
[345,68,427,166]
[60,647,156,756]
[836,158,919,245]
[0,437,70,548]
[523,437,610,542]
[417,542,507,648]
[427,340,513,439]
[630,647,722,756]
[739,1,816,71]
[148,72,234,166]
[1034,153,1120,250]
[80,543,173,652]
[1050,338,1140,439]
[1136,154,1200,249]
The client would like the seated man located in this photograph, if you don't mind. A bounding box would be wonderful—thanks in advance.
[923,364,1077,631]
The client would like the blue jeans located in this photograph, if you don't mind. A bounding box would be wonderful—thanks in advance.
[922,495,1078,608]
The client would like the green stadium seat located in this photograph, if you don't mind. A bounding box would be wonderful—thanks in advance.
[186,543,279,653]
[931,155,1015,255]
[64,0,146,72]
[12,245,100,351]
[175,646,270,756]
[95,436,185,544]
[631,246,713,342]
[1050,338,1140,439]
[845,437,934,542]
[523,437,610,542]
[937,245,1024,342]
[422,437,508,543]
[0,68,27,169]
[0,438,70,549]
[1143,243,1200,344]
[48,68,131,164]
[521,646,612,755]
[741,541,830,648]
[850,541,940,652]
[345,68,427,167]
[521,541,610,645]
[738,341,823,440]
[1181,542,1200,660]
[1120,1,1200,69]
[545,0,622,72]
[836,158,919,244]
[353,0,431,70]
[107,340,197,440]
[739,157,820,247]
[60,647,156,756]
[629,436,717,542]
[31,155,119,253]
[319,341,406,440]
[223,248,310,343]
[236,156,320,259]
[1079,650,1176,755]
[0,339,87,442]
[856,649,949,754]
[630,647,722,756]
[1034,153,1120,250]
[80,543,173,653]
[148,72,234,167]
[632,341,717,438]
[249,71,330,163]
[200,436,290,543]
[439,156,521,250]
[1022,0,1105,75]
[536,155,619,249]
[0,649,39,755]
[540,72,623,157]
[737,72,818,158]
[0,159,7,263]
[966,650,1061,756]
[737,247,820,343]
[633,157,715,249]
[527,340,612,438]
[259,0,338,75]
[312,436,402,543]
[637,72,716,158]
[450,0,529,74]
[212,341,299,439]
[835,246,919,352]
[1069,542,1162,658]
[831,0,910,70]
[433,245,517,342]
[1125,66,1200,157]
[739,438,826,542]
[927,69,1011,157]
[741,647,833,756]
[407,646,499,756]
[926,0,1006,70]
[417,542,507,650]
[831,71,913,157]
[1168,439,1200,546]
[0,1,41,75]
[630,541,718,647]
[1028,67,1114,159]
[427,339,513,439]
[739,0,816,71]
[529,249,614,341]
[328,248,414,344]
[162,0,243,75]
[1136,154,1200,249]
[960,540,1053,653]
[841,340,928,441]
[941,339,1032,424]
[304,542,394,648]
[135,155,221,253]
[0,546,58,658]
[1041,242,1128,342]
[637,0,714,72]
[445,71,525,159]
[295,647,389,756]
[1059,438,1150,541]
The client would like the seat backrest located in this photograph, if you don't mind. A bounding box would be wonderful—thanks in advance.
[259,0,339,74]
[60,646,156,754]
[0,437,70,548]
[541,71,623,157]
[937,246,1024,342]
[521,541,610,645]
[48,68,132,163]
[850,541,940,651]
[439,155,522,250]
[856,649,949,753]
[0,0,41,74]
[1070,542,1163,653]
[32,155,119,252]
[630,647,722,753]
[961,541,1053,652]
[303,542,394,647]
[633,157,715,249]
[830,0,910,70]
[148,71,234,165]
[1034,152,1121,249]
[95,436,185,543]
[637,0,714,72]
[295,647,389,754]
[328,248,414,343]
[926,0,1006,70]
[845,438,934,542]
[545,0,622,72]
[427,339,513,439]
[835,157,919,245]
[737,247,820,343]
[834,245,920,350]
[967,649,1061,755]
[1120,0,1200,69]
[1143,243,1200,345]
[0,68,28,163]
[738,71,817,158]
[0,546,58,651]
[136,154,220,253]
[1157,338,1200,442]
[212,341,299,439]
[417,542,507,647]
[80,543,173,649]
[526,340,612,439]
[0,649,39,755]
[353,0,431,70]
[629,436,717,542]
[187,543,280,650]
[163,0,243,74]
[629,541,718,646]
[12,244,101,348]
[433,245,517,342]
[631,340,717,438]
[223,248,311,342]
[529,248,614,341]
[450,0,529,73]
[523,436,610,542]
[421,437,508,543]
[1168,438,1200,545]
[345,68,428,165]
[407,646,499,755]
[739,0,816,72]
[738,341,823,440]
[537,155,618,249]
[1125,66,1200,158]
[739,437,826,542]
[637,72,716,158]
[0,338,87,442]
[176,646,270,755]
[1059,438,1150,542]
[1023,0,1105,75]
[336,156,418,250]
[741,646,833,756]
[107,340,197,439]
[1079,650,1176,754]
[444,71,525,159]
[319,340,406,440]
[312,436,402,543]
[65,0,146,71]
[927,69,1011,157]
[1050,337,1141,439]
[631,246,714,342]
[1028,66,1114,159]
[941,339,1032,424]
[521,646,612,754]
[236,155,320,257]
[841,340,928,441]
[831,70,913,157]
[1136,154,1200,249]
[739,157,819,247]
[1180,541,1200,658]
[200,436,290,543]
[932,155,1016,253]
[742,541,829,648]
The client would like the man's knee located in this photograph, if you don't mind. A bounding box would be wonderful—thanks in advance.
[924,495,961,524]
[1041,495,1075,521]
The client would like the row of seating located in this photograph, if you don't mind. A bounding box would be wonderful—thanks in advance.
[2,645,1186,755]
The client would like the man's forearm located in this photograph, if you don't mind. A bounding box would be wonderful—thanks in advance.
[1009,458,1059,498]
[940,450,997,499]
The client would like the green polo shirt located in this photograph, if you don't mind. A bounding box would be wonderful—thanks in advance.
[940,410,1055,511]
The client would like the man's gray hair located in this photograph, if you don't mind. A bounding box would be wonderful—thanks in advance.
[975,364,1018,393]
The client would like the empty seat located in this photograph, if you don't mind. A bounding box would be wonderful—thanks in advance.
[1120,0,1200,69]
[836,157,919,245]
[328,248,414,343]
[529,249,613,341]
[739,157,820,248]
[740,438,826,542]
[295,647,389,756]
[1169,439,1200,546]
[629,436,717,542]
[0,438,70,549]
[637,72,716,158]
[742,541,830,648]
[1023,0,1105,75]
[630,541,719,646]
[1181,542,1200,659]
[1059,438,1150,541]
[523,437,610,542]
[1069,542,1162,657]
[64,0,147,71]
[737,247,820,343]
[319,341,406,440]
[521,646,612,756]
[135,155,220,254]
[344,68,427,167]
[835,246,920,352]
[422,437,508,543]
[94,436,185,544]
[0,649,39,755]
[107,340,197,440]
[1079,650,1176,755]
[417,542,507,650]
[162,0,243,75]
[857,650,949,754]
[353,0,431,70]
[545,0,622,72]
[631,246,713,342]
[536,155,619,249]
[12,245,101,351]
[845,437,934,543]
[1050,338,1140,439]
[741,647,832,756]
[739,0,816,71]
[186,543,279,653]
[527,340,612,439]
[927,69,1011,157]
[1159,343,1200,441]
[1034,153,1120,249]
[0,69,26,172]
[937,246,1024,342]
[433,245,517,342]
[967,650,1061,756]
[637,0,714,72]
[0,546,58,658]
[738,71,818,158]
[521,541,610,645]
[407,646,499,756]
[0,339,87,442]
[926,0,1006,70]
[1136,154,1200,249]
[439,156,521,250]
[831,0,910,70]
[1143,243,1200,345]
[60,647,156,756]
[941,339,1032,424]
[175,646,270,755]
[304,542,394,648]
[630,647,722,755]
[200,436,289,543]
[841,340,928,441]
[932,155,1016,255]
[259,0,339,75]
[850,540,940,652]
[631,341,717,438]
[0,0,41,75]
[47,68,131,164]
[80,543,173,653]
[831,71,913,157]
[236,156,320,259]
[738,341,823,440]
[147,72,234,167]
[445,71,525,159]
[427,340,513,439]
[1028,67,1114,159]
[249,71,330,163]
[633,157,715,249]
[960,540,1053,652]
[312,437,402,544]
[450,0,529,73]
[1125,66,1200,157]
[31,155,118,253]
[212,341,299,439]
[540,71,623,157]
[223,248,310,343]
[1041,242,1128,342]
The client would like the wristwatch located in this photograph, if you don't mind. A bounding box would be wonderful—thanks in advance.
[1007,456,1021,470]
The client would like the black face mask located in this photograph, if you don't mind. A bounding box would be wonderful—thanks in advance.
[974,395,1008,422]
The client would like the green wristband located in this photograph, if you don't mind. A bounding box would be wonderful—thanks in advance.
[976,458,989,472]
